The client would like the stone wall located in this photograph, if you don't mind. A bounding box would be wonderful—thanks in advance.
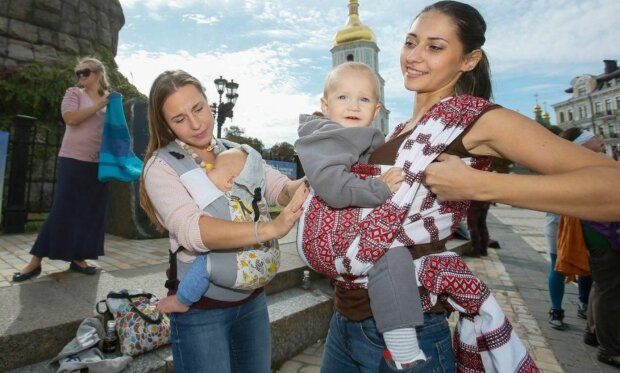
[0,0,124,67]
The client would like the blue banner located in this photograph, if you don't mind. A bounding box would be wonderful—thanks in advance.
[265,160,297,179]
[0,131,8,225]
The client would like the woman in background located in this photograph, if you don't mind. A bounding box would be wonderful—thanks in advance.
[13,57,110,282]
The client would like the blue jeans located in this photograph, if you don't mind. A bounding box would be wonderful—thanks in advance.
[168,292,270,373]
[321,311,455,373]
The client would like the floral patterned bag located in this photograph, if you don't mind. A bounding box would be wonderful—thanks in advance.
[96,289,170,356]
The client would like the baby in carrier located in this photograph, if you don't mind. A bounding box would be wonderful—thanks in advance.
[157,145,280,312]
[295,62,427,368]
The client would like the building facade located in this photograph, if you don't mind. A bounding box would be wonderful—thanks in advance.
[330,0,389,135]
[552,59,620,160]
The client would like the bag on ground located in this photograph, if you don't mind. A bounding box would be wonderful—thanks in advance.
[96,289,170,356]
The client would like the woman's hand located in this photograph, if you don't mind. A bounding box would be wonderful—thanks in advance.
[423,154,481,200]
[265,182,309,239]
[95,93,109,110]
[377,167,404,193]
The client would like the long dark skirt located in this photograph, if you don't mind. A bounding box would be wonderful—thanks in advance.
[30,157,109,261]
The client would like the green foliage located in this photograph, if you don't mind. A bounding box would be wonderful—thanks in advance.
[0,45,145,129]
[265,141,296,162]
[0,60,75,124]
[92,45,146,101]
[224,125,265,154]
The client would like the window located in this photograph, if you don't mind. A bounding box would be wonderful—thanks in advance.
[346,54,354,62]
[610,124,617,137]
[559,112,565,123]
[598,126,605,136]
[578,87,587,96]
[605,99,612,115]
[616,96,620,110]
[568,109,573,121]
[595,102,602,114]
[579,106,587,119]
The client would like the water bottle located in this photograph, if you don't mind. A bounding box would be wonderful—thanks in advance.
[102,319,118,354]
[302,270,311,290]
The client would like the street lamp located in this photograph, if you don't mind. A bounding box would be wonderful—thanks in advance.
[211,76,239,138]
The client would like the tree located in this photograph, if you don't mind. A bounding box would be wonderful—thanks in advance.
[224,125,265,154]
[267,142,296,162]
[0,45,145,129]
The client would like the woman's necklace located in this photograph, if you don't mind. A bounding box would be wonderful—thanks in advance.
[175,139,216,171]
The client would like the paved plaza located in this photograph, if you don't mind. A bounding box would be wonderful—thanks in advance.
[1,205,615,373]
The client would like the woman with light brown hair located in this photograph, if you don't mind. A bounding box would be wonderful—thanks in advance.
[140,69,308,372]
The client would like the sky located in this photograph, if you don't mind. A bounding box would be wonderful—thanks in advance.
[116,0,620,148]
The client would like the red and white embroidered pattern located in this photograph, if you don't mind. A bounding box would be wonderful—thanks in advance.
[416,253,539,373]
[297,95,493,289]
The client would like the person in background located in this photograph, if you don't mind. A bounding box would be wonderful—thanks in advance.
[13,56,110,282]
[320,1,620,372]
[466,201,491,257]
[558,127,620,368]
[140,69,308,373]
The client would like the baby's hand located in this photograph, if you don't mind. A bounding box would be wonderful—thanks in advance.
[378,167,404,193]
[155,295,190,314]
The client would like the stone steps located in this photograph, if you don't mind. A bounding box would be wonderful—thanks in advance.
[3,238,470,372]
[2,240,335,372]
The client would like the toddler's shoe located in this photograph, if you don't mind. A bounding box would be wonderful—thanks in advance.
[380,349,427,372]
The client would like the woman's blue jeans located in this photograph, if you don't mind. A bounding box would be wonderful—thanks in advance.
[321,311,455,373]
[168,292,271,373]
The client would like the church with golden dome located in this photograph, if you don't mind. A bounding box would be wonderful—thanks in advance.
[331,0,389,134]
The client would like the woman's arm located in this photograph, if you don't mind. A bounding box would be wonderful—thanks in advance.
[144,157,308,252]
[62,90,108,126]
[198,189,307,248]
[424,108,620,221]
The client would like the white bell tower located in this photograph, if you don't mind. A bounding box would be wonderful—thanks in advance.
[331,0,389,134]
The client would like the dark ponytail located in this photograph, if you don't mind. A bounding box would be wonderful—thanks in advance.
[559,127,582,142]
[419,1,492,99]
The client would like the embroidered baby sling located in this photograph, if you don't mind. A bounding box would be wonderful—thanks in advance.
[158,140,279,302]
[297,95,494,289]
[296,96,540,372]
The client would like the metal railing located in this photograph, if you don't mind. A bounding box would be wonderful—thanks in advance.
[2,115,64,233]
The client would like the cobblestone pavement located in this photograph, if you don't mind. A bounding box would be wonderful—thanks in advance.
[0,233,170,287]
[277,205,613,373]
[3,206,612,372]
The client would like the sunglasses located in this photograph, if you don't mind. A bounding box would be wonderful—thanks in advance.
[75,68,93,78]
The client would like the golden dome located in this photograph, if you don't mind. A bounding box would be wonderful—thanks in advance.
[333,0,376,47]
[543,111,550,121]
[533,103,542,114]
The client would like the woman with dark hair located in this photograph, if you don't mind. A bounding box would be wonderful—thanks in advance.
[319,1,620,372]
